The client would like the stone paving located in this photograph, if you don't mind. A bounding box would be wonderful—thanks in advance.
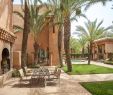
[1,61,113,95]
[0,71,91,95]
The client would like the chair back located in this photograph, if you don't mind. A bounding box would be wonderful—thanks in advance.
[53,67,58,74]
[55,69,61,78]
[18,69,24,79]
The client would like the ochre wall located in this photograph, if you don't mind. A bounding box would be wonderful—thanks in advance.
[0,0,13,71]
[0,0,13,31]
[92,39,113,60]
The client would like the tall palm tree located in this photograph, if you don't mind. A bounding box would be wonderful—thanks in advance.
[47,0,64,67]
[21,0,30,68]
[63,0,112,71]
[14,0,50,65]
[76,19,112,64]
[77,37,87,57]
[70,37,81,54]
[47,0,111,71]
[29,1,50,64]
[61,0,86,72]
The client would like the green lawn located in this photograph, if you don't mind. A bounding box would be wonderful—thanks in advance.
[81,81,113,95]
[63,64,113,75]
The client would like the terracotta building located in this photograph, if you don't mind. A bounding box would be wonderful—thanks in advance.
[0,0,15,75]
[92,37,113,60]
[13,5,62,68]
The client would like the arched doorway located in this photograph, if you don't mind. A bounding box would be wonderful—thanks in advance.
[1,48,10,74]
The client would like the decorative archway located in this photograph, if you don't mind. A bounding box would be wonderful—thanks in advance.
[2,48,9,58]
[1,48,10,74]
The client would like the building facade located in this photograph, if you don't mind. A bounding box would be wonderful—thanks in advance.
[13,5,62,68]
[0,0,15,75]
[92,37,113,60]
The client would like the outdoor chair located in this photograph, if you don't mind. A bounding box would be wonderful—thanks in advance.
[0,75,4,88]
[46,68,61,86]
[30,68,47,86]
[18,69,30,87]
[23,66,32,79]
[49,67,58,75]
[24,66,32,73]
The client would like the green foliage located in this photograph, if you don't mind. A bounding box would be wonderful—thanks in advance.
[104,61,113,65]
[81,81,113,95]
[75,19,112,44]
[13,0,50,39]
[12,69,20,77]
[70,53,88,58]
[70,37,81,53]
[27,64,40,68]
[63,64,113,75]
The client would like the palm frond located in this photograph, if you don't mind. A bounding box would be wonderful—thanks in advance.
[13,11,24,19]
[13,25,23,33]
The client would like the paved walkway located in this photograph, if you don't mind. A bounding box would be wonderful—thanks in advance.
[71,61,113,82]
[1,61,113,95]
[0,71,91,95]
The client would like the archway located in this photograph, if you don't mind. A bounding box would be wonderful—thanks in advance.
[1,48,10,74]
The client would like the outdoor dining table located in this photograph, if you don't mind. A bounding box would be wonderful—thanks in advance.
[30,67,50,86]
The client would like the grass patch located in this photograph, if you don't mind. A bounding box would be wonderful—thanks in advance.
[63,64,113,75]
[81,81,113,95]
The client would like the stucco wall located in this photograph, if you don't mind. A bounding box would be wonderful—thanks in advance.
[0,0,13,73]
[0,0,12,31]
[13,5,61,66]
[105,44,113,53]
[0,40,10,72]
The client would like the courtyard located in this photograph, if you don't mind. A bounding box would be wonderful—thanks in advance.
[0,0,113,95]
[1,61,113,95]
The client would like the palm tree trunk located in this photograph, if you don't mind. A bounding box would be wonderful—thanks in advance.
[58,28,63,67]
[82,47,84,58]
[21,0,30,68]
[88,42,92,65]
[33,42,39,64]
[64,15,72,72]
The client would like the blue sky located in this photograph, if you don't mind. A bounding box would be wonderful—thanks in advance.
[13,0,113,36]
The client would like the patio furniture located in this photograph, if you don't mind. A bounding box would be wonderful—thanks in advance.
[31,67,48,86]
[24,66,32,73]
[46,68,61,86]
[23,66,32,79]
[18,69,30,87]
[0,75,4,87]
[49,67,58,75]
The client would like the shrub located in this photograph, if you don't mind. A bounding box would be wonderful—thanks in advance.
[27,64,40,68]
[12,69,20,77]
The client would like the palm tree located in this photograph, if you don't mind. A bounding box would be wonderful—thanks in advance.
[14,0,50,65]
[47,0,111,71]
[77,37,87,57]
[29,1,50,64]
[46,0,64,67]
[61,0,86,72]
[70,37,81,54]
[76,19,112,64]
[21,0,30,68]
